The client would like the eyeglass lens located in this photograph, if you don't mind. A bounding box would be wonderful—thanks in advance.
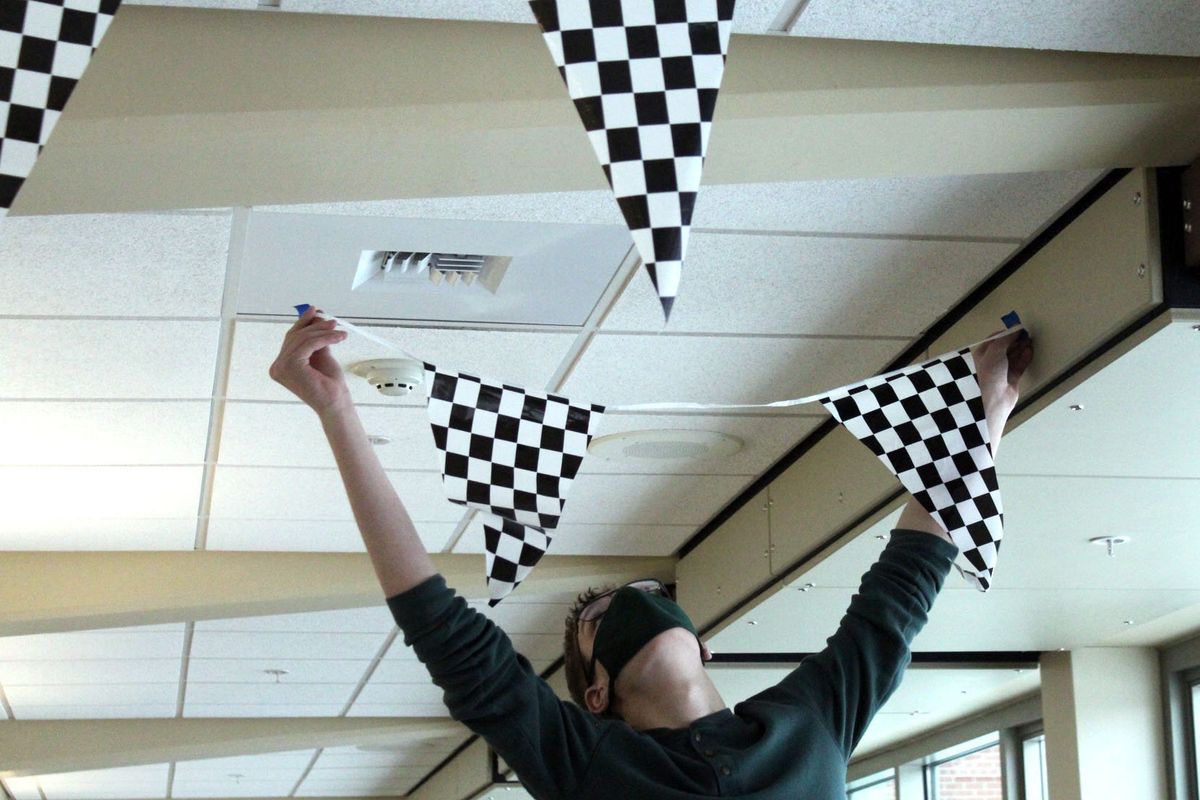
[578,579,666,622]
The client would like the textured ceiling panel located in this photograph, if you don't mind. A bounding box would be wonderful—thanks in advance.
[208,466,462,522]
[792,0,1200,56]
[14,704,178,721]
[0,213,230,317]
[13,764,169,800]
[219,402,437,471]
[188,630,391,661]
[0,401,211,466]
[601,233,1017,336]
[187,657,372,685]
[5,683,179,717]
[227,320,576,406]
[204,518,458,552]
[454,519,699,557]
[0,465,203,526]
[194,606,396,633]
[0,658,180,685]
[565,333,905,406]
[264,171,1103,239]
[185,681,357,707]
[0,320,221,400]
[0,517,197,551]
[0,626,186,661]
[559,472,755,527]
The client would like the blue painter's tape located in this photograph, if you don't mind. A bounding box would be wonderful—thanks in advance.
[294,304,311,317]
[1001,310,1021,329]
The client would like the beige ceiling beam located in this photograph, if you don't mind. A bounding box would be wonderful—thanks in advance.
[0,717,461,778]
[0,551,675,636]
[15,8,1200,214]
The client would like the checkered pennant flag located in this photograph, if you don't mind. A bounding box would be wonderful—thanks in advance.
[1,0,122,216]
[423,365,605,599]
[481,513,554,606]
[528,0,736,320]
[819,348,1003,590]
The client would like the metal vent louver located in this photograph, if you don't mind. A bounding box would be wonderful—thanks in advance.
[354,250,510,293]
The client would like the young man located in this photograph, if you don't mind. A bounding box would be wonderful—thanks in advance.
[270,309,1033,798]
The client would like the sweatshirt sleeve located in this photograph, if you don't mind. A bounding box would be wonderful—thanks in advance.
[387,576,604,800]
[760,530,957,757]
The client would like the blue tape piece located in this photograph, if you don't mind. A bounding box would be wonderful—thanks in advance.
[294,304,311,317]
[1001,310,1021,329]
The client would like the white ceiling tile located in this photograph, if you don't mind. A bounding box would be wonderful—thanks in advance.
[172,780,298,799]
[4,777,43,800]
[0,517,196,550]
[187,658,373,685]
[345,702,451,718]
[5,683,178,710]
[1000,320,1200,479]
[565,333,906,407]
[204,518,458,552]
[184,703,346,718]
[269,0,781,32]
[0,401,211,465]
[793,0,1200,56]
[194,606,396,633]
[174,750,316,771]
[0,466,203,525]
[29,764,168,800]
[219,401,438,471]
[0,213,230,317]
[226,320,576,406]
[287,171,1101,239]
[208,466,462,522]
[584,412,823,475]
[125,0,257,8]
[466,600,565,635]
[294,779,419,797]
[0,659,180,685]
[303,766,433,784]
[315,742,465,768]
[455,519,697,557]
[559,472,754,527]
[601,233,1016,336]
[0,320,220,399]
[352,682,445,706]
[188,630,391,661]
[185,681,357,706]
[0,628,185,661]
[15,704,177,720]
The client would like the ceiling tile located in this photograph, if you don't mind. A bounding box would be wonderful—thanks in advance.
[314,742,465,768]
[207,466,462,522]
[173,750,315,771]
[564,333,906,407]
[0,212,230,317]
[0,320,220,399]
[186,658,372,685]
[0,627,186,661]
[185,681,357,706]
[226,320,576,406]
[344,702,451,718]
[0,517,196,550]
[0,401,211,465]
[276,171,1101,239]
[0,659,180,685]
[204,518,458,552]
[5,683,177,711]
[999,320,1200,479]
[295,778,420,797]
[559,473,754,527]
[454,520,697,557]
[793,0,1200,56]
[194,606,396,633]
[0,466,203,526]
[15,704,177,720]
[188,630,391,661]
[173,780,298,799]
[219,402,438,471]
[352,682,445,706]
[584,412,822,476]
[601,233,1017,336]
[22,764,168,800]
[466,600,566,635]
[183,703,346,718]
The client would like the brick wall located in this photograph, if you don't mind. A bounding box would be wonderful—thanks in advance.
[934,745,1002,800]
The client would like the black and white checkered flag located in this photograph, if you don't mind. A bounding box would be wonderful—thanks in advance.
[528,0,736,320]
[423,364,606,603]
[1,0,122,216]
[819,349,1003,590]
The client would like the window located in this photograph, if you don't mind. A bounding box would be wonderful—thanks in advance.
[1191,680,1200,794]
[925,733,1002,800]
[847,769,895,800]
[1021,733,1049,800]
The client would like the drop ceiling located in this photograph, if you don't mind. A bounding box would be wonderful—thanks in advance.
[2,0,1199,797]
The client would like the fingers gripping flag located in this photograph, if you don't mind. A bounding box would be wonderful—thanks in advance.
[818,349,1003,590]
[1,0,122,216]
[528,0,736,320]
[423,364,606,604]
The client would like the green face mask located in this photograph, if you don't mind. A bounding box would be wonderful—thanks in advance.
[592,586,699,688]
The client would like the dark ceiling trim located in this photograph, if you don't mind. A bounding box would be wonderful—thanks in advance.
[677,167,1132,560]
[1158,165,1200,308]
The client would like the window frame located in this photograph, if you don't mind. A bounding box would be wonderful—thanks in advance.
[922,733,1003,800]
[1162,634,1200,800]
[847,768,898,799]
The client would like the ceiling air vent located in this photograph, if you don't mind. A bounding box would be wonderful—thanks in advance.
[352,250,510,294]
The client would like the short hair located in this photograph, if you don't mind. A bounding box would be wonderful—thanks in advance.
[563,584,615,709]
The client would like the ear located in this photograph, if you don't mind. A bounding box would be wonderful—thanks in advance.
[584,681,610,715]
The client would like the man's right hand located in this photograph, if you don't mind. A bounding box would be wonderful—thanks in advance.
[268,307,352,418]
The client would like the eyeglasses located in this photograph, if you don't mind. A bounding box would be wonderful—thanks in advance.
[577,578,669,686]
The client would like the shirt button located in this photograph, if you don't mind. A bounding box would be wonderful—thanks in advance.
[720,765,732,776]
[693,733,702,742]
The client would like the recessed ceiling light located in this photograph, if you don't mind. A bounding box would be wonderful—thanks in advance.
[588,429,743,464]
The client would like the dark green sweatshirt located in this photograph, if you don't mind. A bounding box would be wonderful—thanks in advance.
[388,530,957,799]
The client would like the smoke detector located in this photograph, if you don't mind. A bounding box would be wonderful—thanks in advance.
[588,429,743,464]
[348,358,425,397]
